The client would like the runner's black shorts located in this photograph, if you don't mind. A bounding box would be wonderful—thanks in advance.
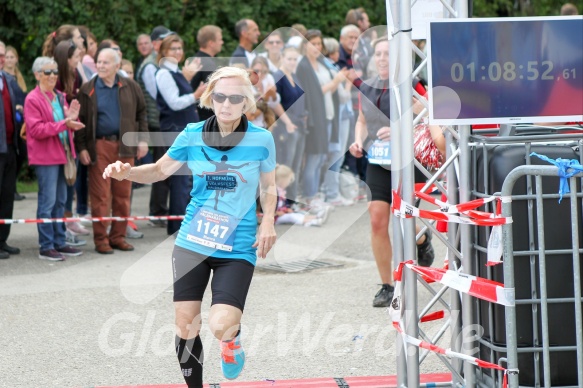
[365,163,426,204]
[172,245,255,311]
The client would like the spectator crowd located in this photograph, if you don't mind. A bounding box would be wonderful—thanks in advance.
[0,7,388,261]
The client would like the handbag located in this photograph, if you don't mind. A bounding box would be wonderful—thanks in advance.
[413,122,443,170]
[62,141,77,186]
[42,90,77,186]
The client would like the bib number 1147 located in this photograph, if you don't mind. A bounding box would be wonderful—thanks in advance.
[187,208,237,251]
[195,220,229,239]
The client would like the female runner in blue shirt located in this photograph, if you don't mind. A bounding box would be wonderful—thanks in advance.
[102,66,277,387]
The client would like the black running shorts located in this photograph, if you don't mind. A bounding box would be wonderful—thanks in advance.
[172,245,255,311]
[365,163,426,203]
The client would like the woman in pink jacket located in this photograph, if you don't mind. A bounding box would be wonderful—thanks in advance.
[24,57,85,261]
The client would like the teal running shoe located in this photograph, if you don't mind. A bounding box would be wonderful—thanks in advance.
[220,333,245,380]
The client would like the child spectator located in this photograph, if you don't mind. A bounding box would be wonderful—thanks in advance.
[275,165,329,227]
[121,59,134,79]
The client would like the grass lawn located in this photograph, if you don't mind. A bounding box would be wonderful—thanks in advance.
[17,180,38,195]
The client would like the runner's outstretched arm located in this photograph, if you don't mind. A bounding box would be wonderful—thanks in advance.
[102,154,184,184]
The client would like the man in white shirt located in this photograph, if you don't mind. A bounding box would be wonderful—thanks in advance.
[135,26,175,225]
[230,19,260,68]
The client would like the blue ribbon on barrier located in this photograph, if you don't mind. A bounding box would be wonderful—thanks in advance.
[530,152,583,202]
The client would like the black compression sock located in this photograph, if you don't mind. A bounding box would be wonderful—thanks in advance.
[175,335,204,388]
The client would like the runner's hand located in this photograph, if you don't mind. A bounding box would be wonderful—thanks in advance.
[253,220,277,259]
[349,140,364,158]
[103,160,131,181]
[376,126,391,141]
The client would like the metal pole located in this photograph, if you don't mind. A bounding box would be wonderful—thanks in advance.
[388,0,408,386]
[569,177,583,388]
[396,0,419,385]
[534,176,551,388]
[447,132,464,387]
[450,0,471,384]
[499,165,559,388]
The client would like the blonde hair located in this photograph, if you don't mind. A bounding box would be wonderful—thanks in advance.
[199,67,257,114]
[282,46,299,57]
[275,164,295,183]
[121,59,133,70]
[5,46,27,92]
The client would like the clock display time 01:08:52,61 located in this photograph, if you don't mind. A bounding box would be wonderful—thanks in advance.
[449,61,577,82]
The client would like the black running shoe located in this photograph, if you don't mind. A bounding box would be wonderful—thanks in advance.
[373,284,395,307]
[417,230,435,267]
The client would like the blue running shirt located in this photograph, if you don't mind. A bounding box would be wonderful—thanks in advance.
[167,121,276,265]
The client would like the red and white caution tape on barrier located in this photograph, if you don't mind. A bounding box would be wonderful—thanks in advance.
[408,263,515,306]
[393,323,513,387]
[393,190,511,265]
[389,261,518,387]
[0,215,185,225]
[392,190,513,227]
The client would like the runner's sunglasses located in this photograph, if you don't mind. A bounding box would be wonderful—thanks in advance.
[211,93,246,104]
[41,69,59,76]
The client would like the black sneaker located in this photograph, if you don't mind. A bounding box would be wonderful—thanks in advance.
[0,243,20,255]
[14,192,25,201]
[417,231,435,267]
[373,284,394,307]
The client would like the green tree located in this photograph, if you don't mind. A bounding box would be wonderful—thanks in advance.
[1,0,579,84]
[0,0,387,82]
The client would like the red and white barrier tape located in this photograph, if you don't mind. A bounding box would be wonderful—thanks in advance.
[0,215,185,225]
[393,190,510,265]
[389,261,517,387]
[392,322,513,387]
[392,190,512,227]
[410,263,514,306]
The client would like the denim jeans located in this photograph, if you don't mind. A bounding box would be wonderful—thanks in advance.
[324,117,351,200]
[286,132,306,202]
[64,159,89,215]
[36,164,67,251]
[302,153,326,199]
[303,120,333,199]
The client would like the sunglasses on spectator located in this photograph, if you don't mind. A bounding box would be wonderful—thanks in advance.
[211,93,246,104]
[41,69,59,75]
[252,68,268,75]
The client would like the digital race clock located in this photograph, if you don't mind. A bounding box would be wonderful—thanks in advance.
[428,17,583,125]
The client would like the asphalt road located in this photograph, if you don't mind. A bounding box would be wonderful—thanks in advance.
[0,186,450,388]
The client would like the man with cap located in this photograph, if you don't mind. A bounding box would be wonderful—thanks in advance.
[136,26,174,226]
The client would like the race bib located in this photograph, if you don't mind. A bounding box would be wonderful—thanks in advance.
[187,208,237,252]
[368,140,391,165]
